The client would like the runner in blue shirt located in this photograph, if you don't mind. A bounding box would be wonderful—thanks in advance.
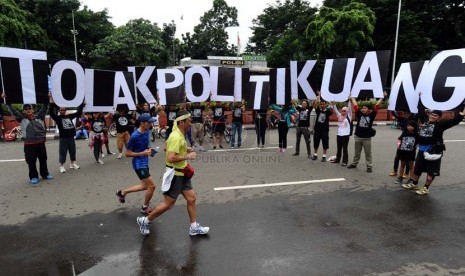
[115,114,158,215]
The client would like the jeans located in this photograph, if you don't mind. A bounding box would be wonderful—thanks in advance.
[231,122,242,146]
[75,129,88,139]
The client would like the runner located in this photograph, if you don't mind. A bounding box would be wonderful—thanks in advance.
[116,114,157,214]
[136,110,209,236]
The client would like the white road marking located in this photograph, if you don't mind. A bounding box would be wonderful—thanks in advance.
[214,178,346,191]
[0,159,25,163]
[444,140,465,142]
[208,146,294,153]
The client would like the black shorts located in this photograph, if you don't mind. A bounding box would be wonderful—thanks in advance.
[212,123,225,134]
[163,175,193,199]
[135,168,151,180]
[414,151,441,176]
[313,131,329,149]
[397,150,416,161]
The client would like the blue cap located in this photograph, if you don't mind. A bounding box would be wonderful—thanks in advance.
[138,113,156,123]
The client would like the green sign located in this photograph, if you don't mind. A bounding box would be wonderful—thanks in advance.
[242,55,266,62]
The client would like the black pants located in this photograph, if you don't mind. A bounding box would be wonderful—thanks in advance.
[295,127,311,155]
[93,137,102,161]
[59,137,76,164]
[278,121,289,149]
[336,135,350,164]
[255,118,266,146]
[24,143,49,179]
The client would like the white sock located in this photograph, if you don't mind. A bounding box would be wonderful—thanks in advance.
[190,222,197,228]
[323,154,327,157]
[313,154,317,157]
[144,217,150,224]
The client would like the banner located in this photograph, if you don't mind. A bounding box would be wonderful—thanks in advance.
[127,66,157,105]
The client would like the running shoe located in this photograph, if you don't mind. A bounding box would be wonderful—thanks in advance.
[189,223,210,236]
[321,156,326,162]
[60,166,66,173]
[117,153,123,159]
[97,159,104,165]
[402,183,418,190]
[30,178,39,184]
[415,186,430,195]
[389,171,397,177]
[137,217,150,235]
[116,190,126,203]
[70,163,80,169]
[394,177,403,184]
[141,205,153,215]
[311,155,318,160]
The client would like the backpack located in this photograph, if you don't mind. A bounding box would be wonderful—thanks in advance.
[347,116,354,136]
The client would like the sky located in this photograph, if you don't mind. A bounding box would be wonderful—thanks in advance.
[79,0,323,52]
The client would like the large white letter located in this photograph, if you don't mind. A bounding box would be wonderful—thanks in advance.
[128,66,157,104]
[157,68,184,105]
[351,52,384,98]
[250,75,270,110]
[114,72,136,110]
[419,48,465,110]
[185,66,210,102]
[321,58,355,102]
[290,60,317,100]
[51,60,85,107]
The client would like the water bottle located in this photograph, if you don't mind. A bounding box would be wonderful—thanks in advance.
[150,146,160,157]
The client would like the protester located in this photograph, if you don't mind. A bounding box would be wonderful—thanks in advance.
[347,94,385,172]
[75,114,90,140]
[88,112,106,164]
[100,113,115,157]
[112,107,134,159]
[389,111,415,177]
[210,101,227,149]
[2,93,53,184]
[49,101,84,173]
[271,101,296,153]
[116,114,158,215]
[292,99,313,158]
[136,110,209,236]
[331,101,352,166]
[230,101,245,148]
[190,102,206,151]
[254,109,267,148]
[402,107,465,195]
[395,120,419,184]
[312,96,333,162]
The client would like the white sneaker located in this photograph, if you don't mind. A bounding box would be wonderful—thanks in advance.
[189,222,210,236]
[70,163,80,169]
[98,159,105,165]
[101,153,105,158]
[59,166,66,173]
[137,217,150,235]
[199,146,205,152]
[117,153,123,159]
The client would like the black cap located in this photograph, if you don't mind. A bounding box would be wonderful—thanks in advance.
[431,110,443,117]
[23,104,32,109]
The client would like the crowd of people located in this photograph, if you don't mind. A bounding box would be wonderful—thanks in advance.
[2,90,465,235]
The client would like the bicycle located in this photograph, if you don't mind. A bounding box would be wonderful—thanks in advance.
[203,116,231,143]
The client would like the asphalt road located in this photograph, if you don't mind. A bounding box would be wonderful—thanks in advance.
[1,125,465,276]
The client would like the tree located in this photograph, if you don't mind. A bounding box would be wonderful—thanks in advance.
[188,0,239,58]
[306,2,376,59]
[16,0,114,64]
[0,0,47,48]
[90,19,169,70]
[248,0,318,68]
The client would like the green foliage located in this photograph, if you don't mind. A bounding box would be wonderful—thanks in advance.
[90,19,169,70]
[188,0,239,58]
[15,0,114,64]
[248,0,317,67]
[0,0,47,48]
[306,2,375,59]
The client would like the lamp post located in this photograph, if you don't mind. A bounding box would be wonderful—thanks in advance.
[71,10,78,62]
[391,0,402,86]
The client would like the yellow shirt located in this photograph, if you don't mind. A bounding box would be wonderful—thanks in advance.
[165,128,187,176]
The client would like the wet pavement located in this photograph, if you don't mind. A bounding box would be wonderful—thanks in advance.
[1,126,465,275]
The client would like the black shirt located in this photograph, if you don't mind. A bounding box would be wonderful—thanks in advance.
[354,108,377,138]
[314,107,332,132]
[232,106,243,124]
[296,106,312,128]
[114,114,132,133]
[191,106,205,124]
[89,117,105,134]
[50,103,83,138]
[213,106,225,123]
